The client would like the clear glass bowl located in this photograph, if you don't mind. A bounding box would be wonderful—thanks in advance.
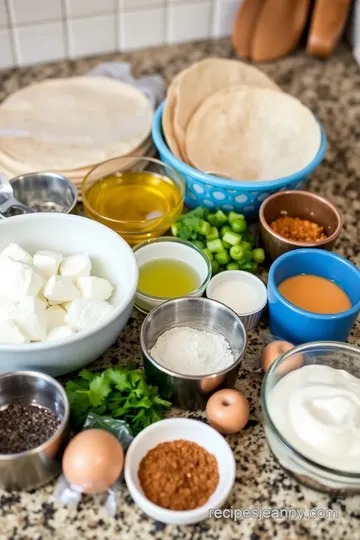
[82,156,184,245]
[261,341,360,495]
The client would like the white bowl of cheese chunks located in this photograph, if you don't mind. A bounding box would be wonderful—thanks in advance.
[0,213,138,376]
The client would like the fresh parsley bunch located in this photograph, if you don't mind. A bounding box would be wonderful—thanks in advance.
[65,366,172,435]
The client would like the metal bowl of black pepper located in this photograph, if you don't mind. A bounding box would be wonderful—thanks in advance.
[7,172,77,216]
[0,371,70,491]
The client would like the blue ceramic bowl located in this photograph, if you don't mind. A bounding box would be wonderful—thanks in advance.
[152,101,327,219]
[267,249,360,343]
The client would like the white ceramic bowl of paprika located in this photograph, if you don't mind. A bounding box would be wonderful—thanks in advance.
[124,417,236,525]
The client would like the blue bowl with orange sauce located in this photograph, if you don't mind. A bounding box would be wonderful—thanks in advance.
[152,101,327,219]
[267,249,360,343]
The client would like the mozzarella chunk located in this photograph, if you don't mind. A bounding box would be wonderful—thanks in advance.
[60,255,91,280]
[65,299,113,332]
[0,296,17,322]
[61,301,73,312]
[43,276,81,303]
[77,276,113,301]
[46,325,74,342]
[46,305,66,332]
[1,243,33,265]
[0,320,29,344]
[12,297,47,341]
[0,257,44,302]
[33,250,63,279]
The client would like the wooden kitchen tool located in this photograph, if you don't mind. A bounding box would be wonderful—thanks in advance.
[307,0,352,58]
[251,0,312,62]
[231,0,265,58]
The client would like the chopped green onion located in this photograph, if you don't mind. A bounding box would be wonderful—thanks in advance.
[228,211,245,224]
[206,227,220,242]
[196,219,211,237]
[252,248,265,264]
[230,245,245,261]
[222,241,231,250]
[202,247,213,261]
[206,239,224,253]
[231,219,247,234]
[214,210,228,225]
[226,261,240,271]
[220,225,232,238]
[207,213,217,226]
[192,239,205,249]
[241,241,253,252]
[215,250,231,266]
[211,260,220,274]
[222,231,242,246]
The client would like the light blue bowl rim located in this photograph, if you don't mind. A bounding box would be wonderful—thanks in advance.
[268,248,360,321]
[152,100,327,190]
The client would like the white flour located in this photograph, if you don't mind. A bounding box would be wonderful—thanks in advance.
[149,326,235,376]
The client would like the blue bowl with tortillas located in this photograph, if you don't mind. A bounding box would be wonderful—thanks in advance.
[140,296,247,410]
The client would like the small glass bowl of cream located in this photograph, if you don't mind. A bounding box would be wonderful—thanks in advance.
[133,237,212,313]
[206,271,267,331]
[261,341,360,495]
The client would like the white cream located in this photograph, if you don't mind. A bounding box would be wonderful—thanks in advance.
[268,364,360,472]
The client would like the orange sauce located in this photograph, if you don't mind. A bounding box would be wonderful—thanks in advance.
[278,274,352,314]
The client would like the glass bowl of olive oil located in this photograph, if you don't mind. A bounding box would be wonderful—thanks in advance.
[133,237,212,313]
[82,156,185,245]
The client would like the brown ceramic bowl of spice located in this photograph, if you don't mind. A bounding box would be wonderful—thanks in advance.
[124,418,236,525]
[0,371,70,491]
[259,190,342,261]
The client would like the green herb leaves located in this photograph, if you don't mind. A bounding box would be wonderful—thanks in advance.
[65,366,172,435]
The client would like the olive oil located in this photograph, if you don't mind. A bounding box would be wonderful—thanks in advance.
[85,171,181,222]
[138,259,200,298]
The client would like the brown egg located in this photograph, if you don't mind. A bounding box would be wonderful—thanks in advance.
[261,340,303,374]
[200,374,225,394]
[62,429,124,494]
[206,389,249,434]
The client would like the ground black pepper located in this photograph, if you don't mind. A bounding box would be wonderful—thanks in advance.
[0,403,61,454]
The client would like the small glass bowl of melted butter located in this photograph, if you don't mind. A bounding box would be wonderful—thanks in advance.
[82,156,185,245]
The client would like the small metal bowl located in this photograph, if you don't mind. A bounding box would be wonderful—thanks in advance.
[0,371,70,491]
[10,172,77,214]
[140,297,247,410]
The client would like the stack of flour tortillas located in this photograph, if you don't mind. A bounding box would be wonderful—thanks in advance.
[0,76,155,197]
[162,58,321,181]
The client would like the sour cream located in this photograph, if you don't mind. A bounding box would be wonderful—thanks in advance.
[268,364,360,472]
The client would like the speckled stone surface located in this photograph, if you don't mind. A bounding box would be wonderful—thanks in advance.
[0,39,360,540]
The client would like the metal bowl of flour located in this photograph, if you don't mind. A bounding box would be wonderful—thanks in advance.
[140,297,247,410]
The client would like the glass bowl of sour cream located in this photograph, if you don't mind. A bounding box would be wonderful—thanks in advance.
[261,341,360,495]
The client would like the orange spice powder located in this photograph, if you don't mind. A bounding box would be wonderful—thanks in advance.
[270,216,327,242]
[138,440,219,511]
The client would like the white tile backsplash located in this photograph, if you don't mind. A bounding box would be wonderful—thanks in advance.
[9,0,62,25]
[0,28,14,68]
[120,7,165,51]
[0,0,8,27]
[212,0,240,38]
[68,15,116,58]
[13,22,65,66]
[167,1,212,44]
[65,0,115,18]
[1,0,236,68]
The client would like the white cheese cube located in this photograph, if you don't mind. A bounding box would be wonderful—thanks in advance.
[0,320,29,344]
[61,301,73,312]
[77,276,113,301]
[12,297,47,341]
[60,255,91,280]
[33,250,63,279]
[1,243,33,265]
[46,325,74,342]
[46,305,66,332]
[37,293,48,306]
[0,257,44,302]
[65,299,113,332]
[43,276,81,304]
[0,296,17,322]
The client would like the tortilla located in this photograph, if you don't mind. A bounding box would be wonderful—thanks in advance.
[185,86,321,181]
[162,73,184,160]
[0,76,153,170]
[173,58,280,159]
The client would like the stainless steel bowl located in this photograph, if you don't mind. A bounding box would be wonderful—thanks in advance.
[0,371,70,491]
[9,172,77,214]
[140,297,247,410]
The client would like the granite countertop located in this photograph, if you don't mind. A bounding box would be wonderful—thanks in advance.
[0,39,360,540]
